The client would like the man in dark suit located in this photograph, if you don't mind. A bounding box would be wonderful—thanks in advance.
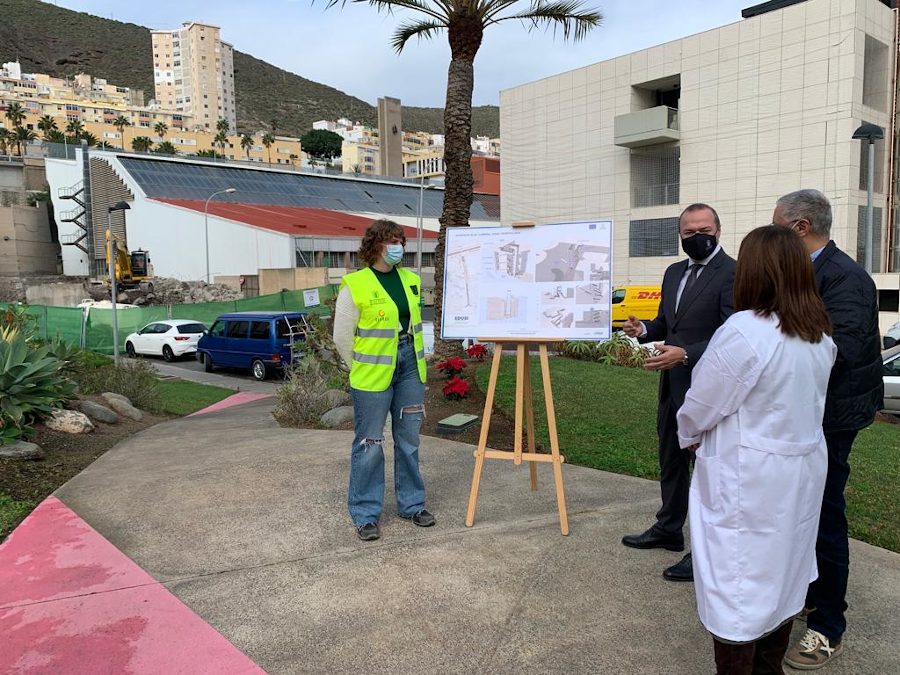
[772,189,883,671]
[621,203,736,582]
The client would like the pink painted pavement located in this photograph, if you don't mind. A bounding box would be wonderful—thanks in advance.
[188,392,271,417]
[0,497,267,675]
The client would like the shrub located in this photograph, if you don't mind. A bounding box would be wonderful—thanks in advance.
[274,354,337,427]
[442,376,470,401]
[69,357,161,412]
[0,333,74,444]
[560,334,651,369]
[1,305,38,342]
[437,357,466,378]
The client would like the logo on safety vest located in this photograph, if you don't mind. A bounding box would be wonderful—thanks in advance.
[378,310,386,317]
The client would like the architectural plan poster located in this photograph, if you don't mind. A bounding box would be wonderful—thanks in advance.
[441,220,613,340]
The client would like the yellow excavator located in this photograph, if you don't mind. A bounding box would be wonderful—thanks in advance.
[105,230,154,293]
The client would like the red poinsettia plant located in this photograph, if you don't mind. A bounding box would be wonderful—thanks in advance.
[466,343,488,361]
[437,356,466,378]
[442,376,470,401]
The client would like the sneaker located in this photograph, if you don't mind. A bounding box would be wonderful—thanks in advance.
[357,522,380,541]
[400,509,435,527]
[785,629,843,670]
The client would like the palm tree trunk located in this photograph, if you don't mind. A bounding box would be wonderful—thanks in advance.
[433,19,481,359]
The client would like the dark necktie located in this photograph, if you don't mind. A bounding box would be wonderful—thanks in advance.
[678,263,701,311]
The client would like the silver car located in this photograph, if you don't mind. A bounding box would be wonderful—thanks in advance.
[884,346,900,413]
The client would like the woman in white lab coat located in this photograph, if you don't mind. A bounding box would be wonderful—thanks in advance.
[676,225,836,674]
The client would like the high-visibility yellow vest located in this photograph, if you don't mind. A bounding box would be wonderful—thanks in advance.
[340,266,427,392]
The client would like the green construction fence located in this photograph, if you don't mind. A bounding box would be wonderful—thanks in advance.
[5,285,338,355]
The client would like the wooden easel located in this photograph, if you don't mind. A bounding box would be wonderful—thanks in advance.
[463,221,569,535]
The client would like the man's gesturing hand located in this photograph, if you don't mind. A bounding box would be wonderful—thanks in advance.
[644,344,686,371]
[622,314,643,338]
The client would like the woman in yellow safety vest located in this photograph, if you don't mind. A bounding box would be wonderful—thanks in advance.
[333,219,433,541]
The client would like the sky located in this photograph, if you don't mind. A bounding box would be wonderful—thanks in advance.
[49,0,756,107]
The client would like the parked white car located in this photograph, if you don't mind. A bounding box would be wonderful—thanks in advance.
[884,346,900,414]
[125,320,207,362]
[884,322,900,349]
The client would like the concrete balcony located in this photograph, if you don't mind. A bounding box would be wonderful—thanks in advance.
[614,106,680,148]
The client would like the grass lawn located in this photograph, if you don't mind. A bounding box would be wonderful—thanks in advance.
[155,379,234,416]
[477,357,900,553]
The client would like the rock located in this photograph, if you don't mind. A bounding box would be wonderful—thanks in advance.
[77,400,119,424]
[105,397,143,422]
[0,441,44,460]
[320,406,355,428]
[45,409,94,434]
[321,389,351,409]
[102,392,132,407]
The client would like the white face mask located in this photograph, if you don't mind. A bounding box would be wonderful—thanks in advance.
[383,244,404,266]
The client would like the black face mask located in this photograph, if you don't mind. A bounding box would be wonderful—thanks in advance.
[681,233,717,261]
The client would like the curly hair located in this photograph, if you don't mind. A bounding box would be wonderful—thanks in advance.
[358,219,407,268]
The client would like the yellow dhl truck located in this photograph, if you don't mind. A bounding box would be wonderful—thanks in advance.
[611,286,662,329]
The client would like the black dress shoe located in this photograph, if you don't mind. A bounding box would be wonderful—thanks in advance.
[622,528,684,551]
[357,522,380,541]
[400,509,435,527]
[663,552,693,582]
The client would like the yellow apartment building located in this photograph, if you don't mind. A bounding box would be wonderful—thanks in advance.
[151,22,236,131]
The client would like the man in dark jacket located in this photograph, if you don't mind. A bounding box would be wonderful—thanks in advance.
[621,203,736,582]
[772,189,883,670]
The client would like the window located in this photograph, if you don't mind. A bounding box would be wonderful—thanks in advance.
[249,321,270,339]
[226,320,249,338]
[879,290,899,313]
[884,356,900,378]
[629,217,680,257]
[856,205,884,272]
[276,317,307,338]
[863,34,890,112]
[631,146,680,207]
[177,323,206,334]
[611,289,626,304]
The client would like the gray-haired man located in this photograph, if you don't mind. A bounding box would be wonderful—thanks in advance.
[772,189,883,670]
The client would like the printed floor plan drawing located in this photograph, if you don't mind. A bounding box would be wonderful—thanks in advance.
[575,307,611,328]
[542,308,574,329]
[541,286,575,302]
[483,293,526,323]
[442,221,613,340]
[576,283,607,304]
[446,244,480,313]
[535,242,611,282]
[482,240,534,281]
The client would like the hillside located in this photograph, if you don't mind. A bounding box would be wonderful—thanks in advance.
[0,0,500,137]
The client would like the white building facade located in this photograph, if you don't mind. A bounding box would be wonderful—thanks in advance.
[501,0,899,329]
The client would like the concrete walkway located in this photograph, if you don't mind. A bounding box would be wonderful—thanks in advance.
[4,398,900,674]
[153,361,279,395]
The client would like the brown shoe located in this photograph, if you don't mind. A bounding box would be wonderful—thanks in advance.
[785,629,843,670]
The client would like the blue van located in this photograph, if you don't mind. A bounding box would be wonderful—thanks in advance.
[196,311,310,380]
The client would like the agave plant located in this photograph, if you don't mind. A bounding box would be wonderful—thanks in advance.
[0,333,75,445]
[1,305,38,342]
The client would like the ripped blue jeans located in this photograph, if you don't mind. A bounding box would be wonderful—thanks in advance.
[348,338,426,527]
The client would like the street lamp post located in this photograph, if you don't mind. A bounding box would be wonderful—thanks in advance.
[853,123,884,274]
[107,201,131,362]
[416,175,436,278]
[204,187,237,284]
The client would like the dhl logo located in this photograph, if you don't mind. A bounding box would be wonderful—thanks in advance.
[636,291,662,300]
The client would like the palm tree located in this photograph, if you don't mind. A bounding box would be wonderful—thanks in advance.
[216,118,230,134]
[5,102,25,128]
[214,130,229,156]
[262,132,275,164]
[113,115,131,149]
[65,119,84,141]
[80,132,98,147]
[46,129,66,144]
[153,141,177,155]
[154,121,168,139]
[131,136,153,152]
[195,149,223,159]
[0,128,12,155]
[97,141,116,149]
[13,127,37,156]
[240,133,254,159]
[324,0,602,355]
[37,115,57,140]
